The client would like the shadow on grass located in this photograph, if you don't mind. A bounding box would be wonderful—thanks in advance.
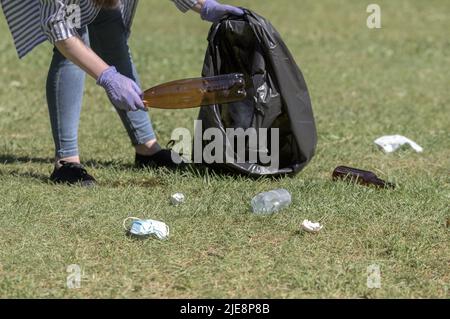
[0,154,165,188]
[0,153,291,185]
[185,163,292,182]
[0,153,133,169]
[0,167,165,188]
[0,169,50,184]
[98,177,165,188]
[0,154,53,165]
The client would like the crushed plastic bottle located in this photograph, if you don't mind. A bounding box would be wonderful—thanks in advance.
[251,189,292,215]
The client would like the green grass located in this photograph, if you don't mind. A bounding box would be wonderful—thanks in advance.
[0,0,449,298]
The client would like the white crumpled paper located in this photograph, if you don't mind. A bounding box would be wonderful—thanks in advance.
[301,220,323,233]
[170,193,185,206]
[374,135,423,153]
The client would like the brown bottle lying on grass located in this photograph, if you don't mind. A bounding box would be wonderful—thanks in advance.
[142,73,247,109]
[332,166,396,189]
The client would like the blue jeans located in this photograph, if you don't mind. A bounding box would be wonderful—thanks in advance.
[46,9,155,159]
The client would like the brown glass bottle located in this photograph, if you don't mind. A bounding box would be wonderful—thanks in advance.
[332,166,395,189]
[143,73,247,109]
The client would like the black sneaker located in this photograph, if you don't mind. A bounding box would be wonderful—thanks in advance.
[135,150,187,169]
[50,161,96,187]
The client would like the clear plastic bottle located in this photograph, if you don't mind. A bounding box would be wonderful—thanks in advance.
[251,189,292,215]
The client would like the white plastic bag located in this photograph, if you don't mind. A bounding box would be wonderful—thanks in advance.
[374,135,423,153]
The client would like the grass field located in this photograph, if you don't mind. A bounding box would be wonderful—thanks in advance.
[0,0,449,298]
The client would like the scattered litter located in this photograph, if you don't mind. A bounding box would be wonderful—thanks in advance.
[374,135,423,153]
[123,217,169,240]
[301,220,323,233]
[170,193,185,206]
[251,189,292,215]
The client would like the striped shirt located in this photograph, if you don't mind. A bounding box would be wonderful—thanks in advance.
[0,0,198,59]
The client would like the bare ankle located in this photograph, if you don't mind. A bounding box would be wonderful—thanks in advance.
[55,156,80,168]
[135,139,161,156]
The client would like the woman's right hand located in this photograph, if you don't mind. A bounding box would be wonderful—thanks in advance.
[97,66,146,112]
[199,0,244,23]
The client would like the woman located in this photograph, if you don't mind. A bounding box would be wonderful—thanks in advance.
[0,0,243,186]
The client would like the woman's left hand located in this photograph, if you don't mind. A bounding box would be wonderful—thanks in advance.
[200,0,244,23]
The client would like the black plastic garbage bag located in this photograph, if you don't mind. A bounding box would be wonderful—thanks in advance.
[194,9,317,177]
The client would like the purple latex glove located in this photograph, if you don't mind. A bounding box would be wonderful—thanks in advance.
[97,66,146,112]
[201,0,244,23]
